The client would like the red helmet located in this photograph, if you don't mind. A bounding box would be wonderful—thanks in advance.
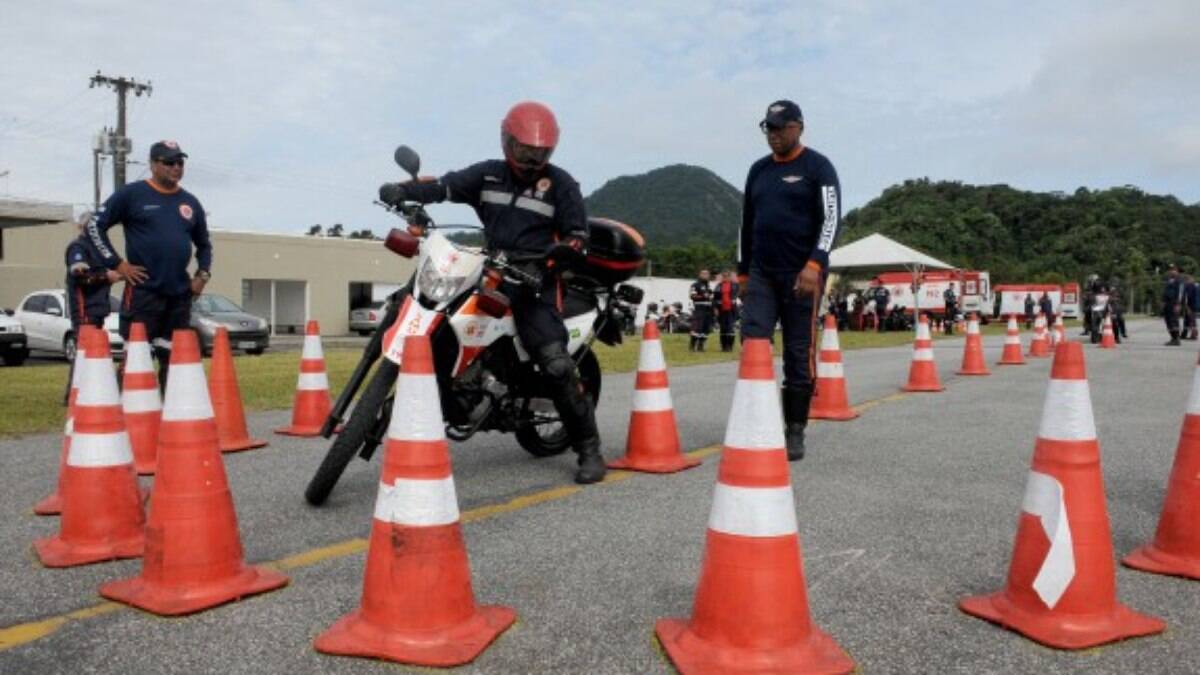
[501,101,559,178]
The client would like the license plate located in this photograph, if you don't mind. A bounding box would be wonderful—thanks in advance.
[238,341,256,350]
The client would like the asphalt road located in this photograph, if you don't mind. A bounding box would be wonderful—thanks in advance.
[2,319,1198,674]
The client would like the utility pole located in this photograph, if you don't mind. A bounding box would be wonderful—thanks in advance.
[89,71,152,189]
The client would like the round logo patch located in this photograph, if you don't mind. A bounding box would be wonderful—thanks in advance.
[536,177,552,193]
[179,204,194,220]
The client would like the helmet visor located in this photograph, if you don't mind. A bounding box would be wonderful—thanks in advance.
[508,138,552,170]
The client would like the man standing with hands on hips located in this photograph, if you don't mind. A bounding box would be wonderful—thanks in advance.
[85,140,213,390]
[738,100,842,461]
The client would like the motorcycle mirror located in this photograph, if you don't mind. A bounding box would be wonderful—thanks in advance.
[394,145,421,179]
[384,227,420,258]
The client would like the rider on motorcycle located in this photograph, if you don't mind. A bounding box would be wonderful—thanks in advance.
[378,101,605,484]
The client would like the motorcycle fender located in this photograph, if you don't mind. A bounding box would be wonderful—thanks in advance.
[449,294,518,376]
[382,296,443,365]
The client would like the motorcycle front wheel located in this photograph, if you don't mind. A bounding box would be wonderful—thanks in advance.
[304,358,399,506]
[514,350,602,458]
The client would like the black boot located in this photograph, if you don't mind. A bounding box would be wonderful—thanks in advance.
[573,435,606,484]
[537,344,605,484]
[1167,331,1181,346]
[781,388,811,462]
[697,337,707,352]
[688,336,697,352]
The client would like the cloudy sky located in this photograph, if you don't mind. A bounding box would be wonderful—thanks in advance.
[1,1,1197,236]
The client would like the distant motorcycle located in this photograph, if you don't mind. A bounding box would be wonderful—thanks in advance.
[1089,292,1110,344]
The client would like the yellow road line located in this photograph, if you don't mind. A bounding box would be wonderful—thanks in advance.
[0,391,906,653]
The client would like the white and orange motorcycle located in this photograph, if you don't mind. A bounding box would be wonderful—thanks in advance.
[305,146,644,505]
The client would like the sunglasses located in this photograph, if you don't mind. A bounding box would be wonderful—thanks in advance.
[759,121,799,134]
[156,158,185,167]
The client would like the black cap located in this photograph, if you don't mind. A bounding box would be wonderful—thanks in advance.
[761,100,803,128]
[149,140,188,162]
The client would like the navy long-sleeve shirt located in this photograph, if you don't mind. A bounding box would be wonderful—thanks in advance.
[85,180,212,297]
[64,236,112,325]
[739,146,841,276]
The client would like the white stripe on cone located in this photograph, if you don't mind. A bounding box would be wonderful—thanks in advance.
[967,320,980,335]
[913,348,934,361]
[917,322,931,340]
[1187,364,1200,415]
[76,357,120,406]
[297,372,330,391]
[386,373,445,441]
[124,339,155,374]
[816,361,844,378]
[68,432,134,467]
[373,476,460,526]
[161,362,215,422]
[121,389,162,414]
[820,327,841,351]
[1005,334,1021,345]
[633,388,674,412]
[302,335,325,360]
[1038,379,1097,441]
[638,339,666,372]
[723,380,786,450]
[708,484,799,537]
[1021,471,1075,609]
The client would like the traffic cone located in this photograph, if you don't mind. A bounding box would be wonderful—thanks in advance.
[1028,315,1051,358]
[1099,315,1117,349]
[998,316,1026,366]
[810,313,858,420]
[315,334,515,666]
[1122,351,1200,579]
[902,315,944,392]
[33,329,89,515]
[959,342,1165,649]
[209,327,267,453]
[275,320,333,436]
[100,329,288,615]
[957,312,991,376]
[1052,315,1066,348]
[122,322,161,474]
[655,338,854,674]
[33,328,145,567]
[608,321,700,473]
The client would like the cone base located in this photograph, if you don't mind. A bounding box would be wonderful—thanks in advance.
[100,564,288,616]
[902,384,945,393]
[1123,545,1200,580]
[997,360,1026,366]
[220,437,268,453]
[314,604,516,667]
[274,425,323,437]
[655,617,854,674]
[956,369,991,376]
[33,533,144,568]
[958,592,1165,650]
[607,454,701,473]
[809,406,859,421]
[32,493,62,516]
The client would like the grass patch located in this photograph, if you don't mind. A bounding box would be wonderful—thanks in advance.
[0,319,1078,437]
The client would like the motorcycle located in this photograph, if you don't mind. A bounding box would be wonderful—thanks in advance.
[304,145,646,506]
[1089,292,1110,344]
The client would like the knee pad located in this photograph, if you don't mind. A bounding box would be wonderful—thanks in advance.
[536,343,575,385]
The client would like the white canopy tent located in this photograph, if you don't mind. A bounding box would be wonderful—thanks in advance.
[828,233,954,276]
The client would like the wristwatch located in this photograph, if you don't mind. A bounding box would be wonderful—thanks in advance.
[195,270,212,282]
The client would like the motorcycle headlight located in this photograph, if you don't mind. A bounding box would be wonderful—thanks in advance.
[418,258,468,304]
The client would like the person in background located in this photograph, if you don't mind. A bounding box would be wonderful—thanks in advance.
[1039,291,1054,326]
[1183,274,1198,341]
[942,285,958,335]
[688,268,714,352]
[1024,292,1036,329]
[1163,265,1184,346]
[64,210,120,404]
[713,269,740,352]
[873,284,891,333]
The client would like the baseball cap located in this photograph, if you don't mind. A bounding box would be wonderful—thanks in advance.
[761,100,803,129]
[149,140,188,162]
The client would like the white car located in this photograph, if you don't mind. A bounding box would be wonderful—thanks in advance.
[349,300,386,336]
[15,289,125,362]
[0,311,29,366]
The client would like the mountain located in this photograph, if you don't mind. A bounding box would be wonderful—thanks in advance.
[584,164,742,248]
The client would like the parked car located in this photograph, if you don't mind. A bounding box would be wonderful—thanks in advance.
[191,294,269,356]
[15,290,125,361]
[0,310,29,366]
[349,301,386,336]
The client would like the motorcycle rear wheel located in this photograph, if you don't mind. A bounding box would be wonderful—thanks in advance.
[515,350,602,458]
[304,359,399,506]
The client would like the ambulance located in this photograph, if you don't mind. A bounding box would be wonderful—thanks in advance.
[869,270,993,321]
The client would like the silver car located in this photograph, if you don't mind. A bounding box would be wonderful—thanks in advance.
[191,294,270,356]
[14,290,125,361]
[349,300,386,336]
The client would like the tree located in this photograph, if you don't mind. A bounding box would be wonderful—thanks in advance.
[348,229,376,240]
[327,223,344,238]
[306,224,323,236]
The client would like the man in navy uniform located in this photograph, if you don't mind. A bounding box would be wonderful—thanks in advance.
[378,101,604,484]
[85,140,213,390]
[738,99,841,461]
[942,286,958,335]
[1163,266,1184,346]
[688,269,714,352]
[64,211,120,403]
[873,285,891,332]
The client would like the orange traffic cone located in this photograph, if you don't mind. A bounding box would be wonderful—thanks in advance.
[1099,315,1117,349]
[998,316,1026,366]
[902,315,944,392]
[209,327,267,453]
[122,322,161,474]
[100,329,287,615]
[1052,314,1066,348]
[957,312,991,376]
[315,334,515,666]
[655,338,854,674]
[1123,351,1200,579]
[33,328,145,567]
[276,320,333,436]
[1028,315,1051,358]
[608,321,700,473]
[959,342,1165,649]
[810,314,858,420]
[33,329,89,516]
